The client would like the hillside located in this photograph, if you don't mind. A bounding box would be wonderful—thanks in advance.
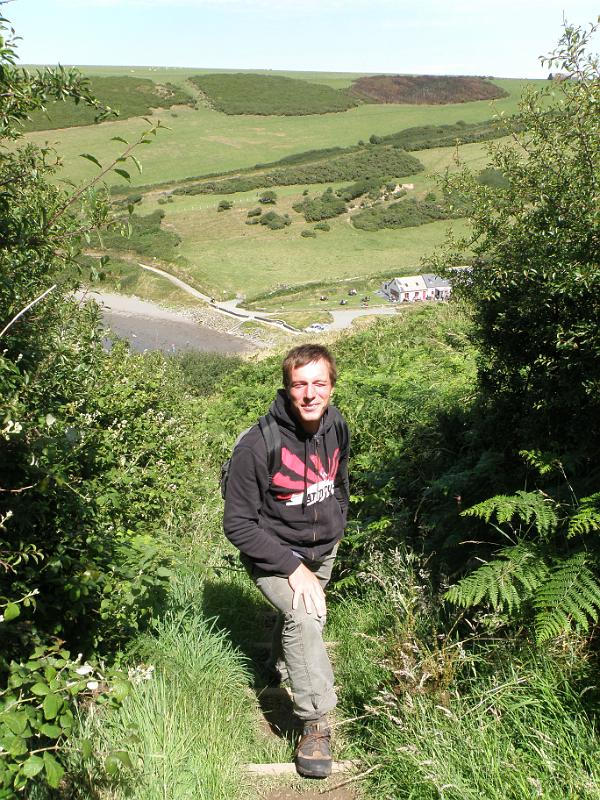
[189,73,359,115]
[351,74,509,104]
[22,75,193,131]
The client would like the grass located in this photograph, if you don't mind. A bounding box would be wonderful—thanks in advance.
[69,573,288,800]
[81,256,206,310]
[325,545,600,800]
[22,77,543,187]
[159,189,471,297]
[22,76,192,131]
[190,73,358,115]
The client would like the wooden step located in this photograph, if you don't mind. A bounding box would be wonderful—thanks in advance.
[244,760,358,775]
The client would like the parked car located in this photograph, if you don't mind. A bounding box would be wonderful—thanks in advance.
[305,323,326,332]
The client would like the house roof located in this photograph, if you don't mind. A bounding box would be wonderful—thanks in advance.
[388,276,427,292]
[422,273,451,288]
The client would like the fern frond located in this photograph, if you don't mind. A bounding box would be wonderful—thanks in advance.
[462,490,558,536]
[445,543,548,613]
[568,493,600,538]
[534,553,600,642]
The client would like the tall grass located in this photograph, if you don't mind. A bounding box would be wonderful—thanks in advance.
[68,575,286,800]
[328,548,600,799]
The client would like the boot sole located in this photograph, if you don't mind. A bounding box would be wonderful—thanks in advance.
[295,757,332,779]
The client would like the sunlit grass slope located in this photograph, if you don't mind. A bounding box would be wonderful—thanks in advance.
[22,76,192,132]
[22,76,543,187]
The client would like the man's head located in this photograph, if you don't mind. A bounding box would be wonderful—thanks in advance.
[282,344,337,433]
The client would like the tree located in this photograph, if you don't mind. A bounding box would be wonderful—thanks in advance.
[433,19,600,456]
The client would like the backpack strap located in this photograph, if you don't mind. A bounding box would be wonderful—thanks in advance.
[333,415,349,458]
[258,414,281,485]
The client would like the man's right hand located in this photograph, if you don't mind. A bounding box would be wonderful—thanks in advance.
[288,562,326,617]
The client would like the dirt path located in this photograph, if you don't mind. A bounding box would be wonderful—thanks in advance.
[135,262,397,333]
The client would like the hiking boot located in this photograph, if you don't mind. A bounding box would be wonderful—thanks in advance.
[295,719,332,778]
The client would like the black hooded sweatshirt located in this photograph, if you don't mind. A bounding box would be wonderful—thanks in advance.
[223,389,350,577]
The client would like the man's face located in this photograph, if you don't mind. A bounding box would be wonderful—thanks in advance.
[287,358,333,433]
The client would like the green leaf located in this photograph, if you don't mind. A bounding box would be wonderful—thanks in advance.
[2,711,28,736]
[105,754,120,776]
[22,755,44,778]
[3,603,20,622]
[113,750,134,769]
[79,152,103,169]
[111,136,129,144]
[113,168,131,182]
[31,682,49,696]
[130,155,143,174]
[40,723,62,739]
[42,693,61,720]
[111,680,130,702]
[43,751,64,788]
[4,734,28,756]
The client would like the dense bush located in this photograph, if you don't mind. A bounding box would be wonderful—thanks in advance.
[352,197,463,230]
[174,147,424,197]
[293,190,346,221]
[22,76,192,132]
[314,222,331,231]
[351,74,509,104]
[258,211,291,230]
[99,209,182,262]
[217,199,232,211]
[477,166,510,188]
[301,229,316,238]
[247,207,262,217]
[0,21,205,795]
[337,177,381,201]
[189,73,358,115]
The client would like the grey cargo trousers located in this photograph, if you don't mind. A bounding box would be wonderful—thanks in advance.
[244,545,338,722]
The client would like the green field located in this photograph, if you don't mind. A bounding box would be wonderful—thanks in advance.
[17,65,533,320]
[22,75,541,187]
[96,137,490,307]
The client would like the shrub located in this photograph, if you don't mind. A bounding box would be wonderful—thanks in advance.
[217,199,232,211]
[293,191,347,222]
[314,222,330,231]
[369,134,383,144]
[352,198,463,231]
[259,211,291,230]
[258,190,277,204]
[188,73,358,116]
[247,207,262,217]
[477,167,510,189]
[301,229,317,238]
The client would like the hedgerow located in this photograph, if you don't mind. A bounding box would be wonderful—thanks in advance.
[173,146,423,197]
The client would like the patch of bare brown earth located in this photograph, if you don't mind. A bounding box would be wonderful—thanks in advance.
[351,74,509,104]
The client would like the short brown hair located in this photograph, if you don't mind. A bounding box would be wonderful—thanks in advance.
[282,344,337,390]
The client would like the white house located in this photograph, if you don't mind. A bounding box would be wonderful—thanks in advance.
[381,275,427,303]
[422,273,452,300]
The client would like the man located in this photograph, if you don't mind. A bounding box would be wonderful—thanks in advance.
[223,344,350,779]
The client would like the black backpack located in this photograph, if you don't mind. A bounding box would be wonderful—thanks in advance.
[220,412,349,499]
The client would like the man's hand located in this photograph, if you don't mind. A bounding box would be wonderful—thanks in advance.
[288,562,326,617]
